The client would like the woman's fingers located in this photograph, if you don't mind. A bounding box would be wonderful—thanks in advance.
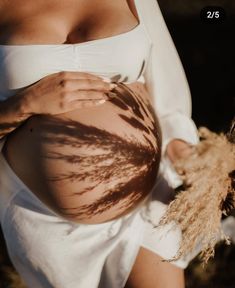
[25,71,114,115]
[58,79,115,92]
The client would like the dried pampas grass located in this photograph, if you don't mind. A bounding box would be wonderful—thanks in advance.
[159,123,235,264]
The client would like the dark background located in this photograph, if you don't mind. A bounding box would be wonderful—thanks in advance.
[158,0,234,133]
[157,1,235,287]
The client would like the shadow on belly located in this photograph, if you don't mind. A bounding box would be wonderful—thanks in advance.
[6,83,162,223]
[44,83,162,220]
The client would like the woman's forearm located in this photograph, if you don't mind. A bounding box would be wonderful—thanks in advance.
[0,91,32,139]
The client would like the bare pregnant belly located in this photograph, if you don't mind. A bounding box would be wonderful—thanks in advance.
[3,82,162,224]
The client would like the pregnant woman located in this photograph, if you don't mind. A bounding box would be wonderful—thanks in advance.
[0,0,199,287]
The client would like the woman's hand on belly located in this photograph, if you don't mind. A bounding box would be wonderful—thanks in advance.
[22,71,116,116]
[4,80,161,224]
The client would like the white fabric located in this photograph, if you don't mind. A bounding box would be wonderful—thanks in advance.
[134,0,199,187]
[0,15,150,99]
[0,139,188,288]
[0,0,199,153]
[137,0,199,153]
[0,1,201,287]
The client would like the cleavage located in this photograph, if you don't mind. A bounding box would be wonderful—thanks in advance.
[0,1,139,45]
[65,3,139,44]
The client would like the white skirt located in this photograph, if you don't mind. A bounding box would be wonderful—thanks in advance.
[0,138,189,288]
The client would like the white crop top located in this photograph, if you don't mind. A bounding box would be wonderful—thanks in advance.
[0,0,199,185]
[0,1,152,100]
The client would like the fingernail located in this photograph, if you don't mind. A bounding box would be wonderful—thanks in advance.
[106,92,118,99]
[110,83,117,90]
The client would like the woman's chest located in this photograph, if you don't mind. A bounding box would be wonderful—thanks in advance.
[0,0,138,45]
[0,0,152,93]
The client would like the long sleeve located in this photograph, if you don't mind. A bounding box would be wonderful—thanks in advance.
[136,0,199,154]
[135,0,199,187]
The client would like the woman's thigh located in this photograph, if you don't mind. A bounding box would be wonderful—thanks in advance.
[124,246,185,288]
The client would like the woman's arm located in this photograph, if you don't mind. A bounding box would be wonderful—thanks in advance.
[0,90,31,139]
[137,0,199,156]
[0,71,114,140]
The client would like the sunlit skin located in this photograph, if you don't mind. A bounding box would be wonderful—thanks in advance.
[0,0,190,286]
[4,82,162,224]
